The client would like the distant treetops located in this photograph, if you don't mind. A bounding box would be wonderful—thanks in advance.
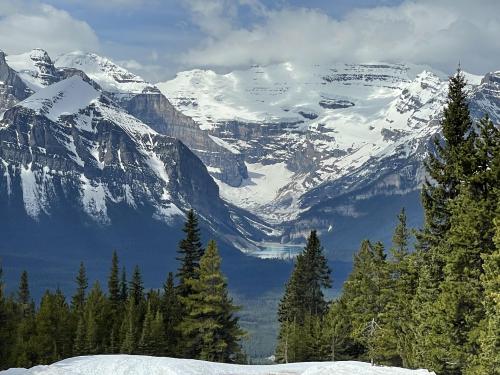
[0,209,245,369]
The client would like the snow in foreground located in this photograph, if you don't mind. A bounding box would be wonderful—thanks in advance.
[0,355,435,375]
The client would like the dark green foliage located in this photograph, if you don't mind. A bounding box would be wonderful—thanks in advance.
[162,272,181,356]
[120,267,128,302]
[71,262,87,313]
[276,230,331,363]
[176,209,204,299]
[108,251,120,308]
[129,265,144,306]
[138,302,166,356]
[1,218,247,366]
[179,240,245,362]
[32,289,73,364]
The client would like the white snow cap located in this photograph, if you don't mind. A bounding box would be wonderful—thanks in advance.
[18,75,100,122]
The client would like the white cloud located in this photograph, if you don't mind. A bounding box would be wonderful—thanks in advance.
[0,0,99,57]
[180,0,500,74]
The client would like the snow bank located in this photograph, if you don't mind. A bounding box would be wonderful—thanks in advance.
[0,355,434,375]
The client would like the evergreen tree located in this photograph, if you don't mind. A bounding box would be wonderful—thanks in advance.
[179,240,244,362]
[0,261,15,369]
[162,272,181,356]
[420,69,475,249]
[120,296,139,354]
[18,271,33,317]
[33,289,73,363]
[176,210,204,298]
[108,251,120,308]
[129,265,144,306]
[83,282,109,354]
[13,270,37,367]
[120,267,128,302]
[278,230,331,324]
[381,209,418,367]
[322,297,356,361]
[73,314,86,356]
[276,230,331,362]
[138,302,166,356]
[71,262,88,313]
[333,240,391,364]
[468,217,500,374]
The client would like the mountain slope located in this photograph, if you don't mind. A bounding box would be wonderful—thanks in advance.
[158,62,499,258]
[53,51,248,186]
[0,355,435,375]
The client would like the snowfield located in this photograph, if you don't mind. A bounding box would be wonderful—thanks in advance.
[0,355,435,375]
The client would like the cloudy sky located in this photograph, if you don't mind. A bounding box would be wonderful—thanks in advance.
[0,0,499,81]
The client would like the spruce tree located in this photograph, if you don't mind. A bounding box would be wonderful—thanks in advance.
[334,240,391,364]
[33,289,73,364]
[0,261,14,369]
[162,272,181,356]
[278,230,331,324]
[176,209,204,299]
[18,271,33,317]
[120,296,139,354]
[420,69,475,249]
[276,230,331,362]
[120,267,128,302]
[108,251,120,308]
[382,209,418,367]
[138,302,166,356]
[179,240,244,362]
[71,262,88,313]
[82,282,109,354]
[129,265,144,306]
[469,217,500,374]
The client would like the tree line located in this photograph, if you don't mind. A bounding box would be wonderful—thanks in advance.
[0,211,245,369]
[275,70,499,375]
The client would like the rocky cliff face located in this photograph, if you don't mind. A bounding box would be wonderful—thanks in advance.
[120,89,247,186]
[159,63,499,258]
[0,76,237,238]
[52,51,248,187]
[0,51,33,114]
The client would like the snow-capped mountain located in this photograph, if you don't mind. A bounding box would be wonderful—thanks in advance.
[1,48,499,264]
[52,51,248,187]
[0,74,239,233]
[158,62,499,257]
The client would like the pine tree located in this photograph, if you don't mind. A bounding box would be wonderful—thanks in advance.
[0,261,15,369]
[278,230,331,324]
[129,265,144,306]
[108,251,120,308]
[82,282,109,354]
[469,217,500,374]
[334,240,391,364]
[71,262,88,313]
[73,314,86,355]
[18,271,33,317]
[176,209,204,299]
[120,296,139,354]
[179,240,244,362]
[420,69,475,249]
[162,272,181,356]
[138,302,166,356]
[322,297,356,361]
[381,209,418,367]
[276,230,331,362]
[33,289,73,363]
[120,267,128,303]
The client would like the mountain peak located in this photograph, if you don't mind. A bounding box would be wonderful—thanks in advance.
[55,51,150,94]
[18,75,100,122]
